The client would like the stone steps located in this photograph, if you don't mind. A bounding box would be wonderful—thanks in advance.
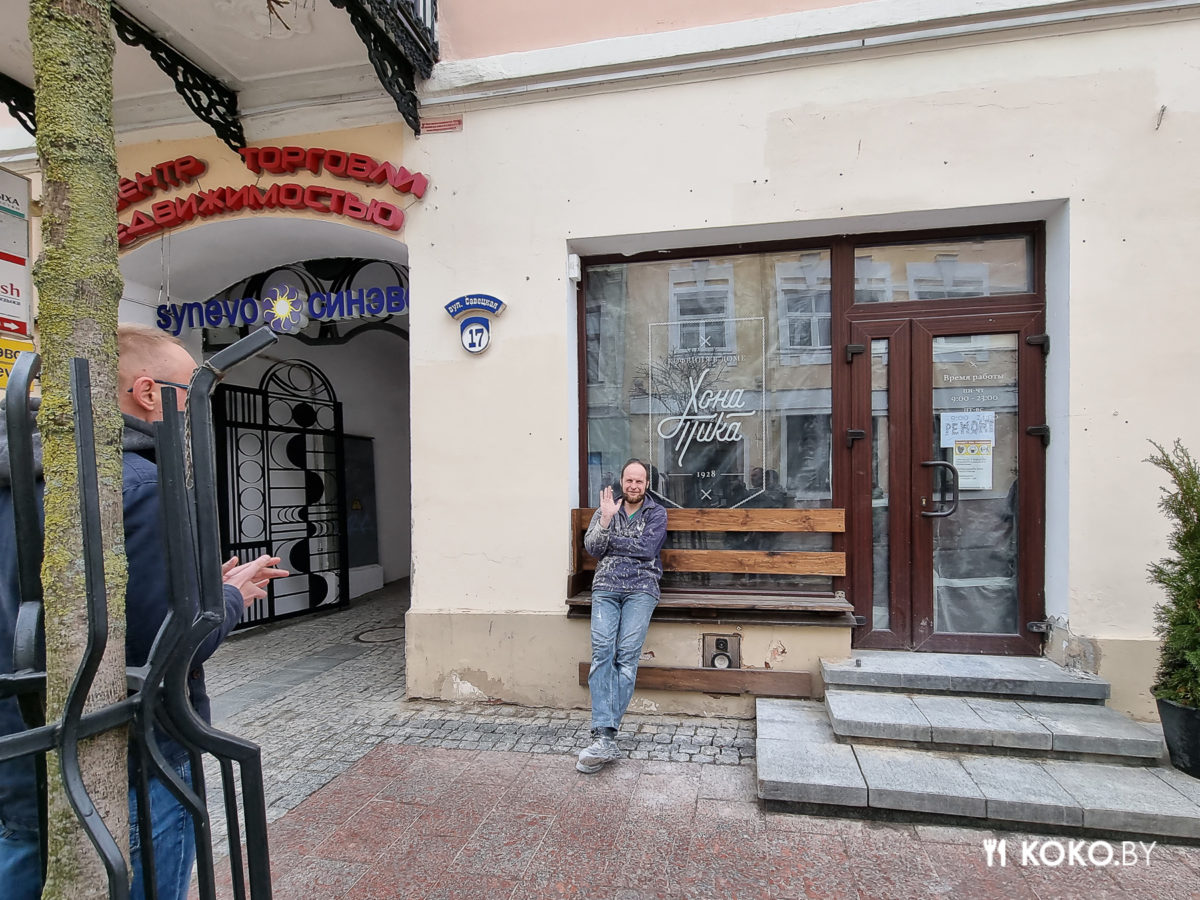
[822,650,1110,702]
[756,698,1200,840]
[825,688,1164,762]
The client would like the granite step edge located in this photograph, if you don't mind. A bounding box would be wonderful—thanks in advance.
[824,733,1165,767]
[755,733,1200,840]
[823,689,1164,761]
[755,760,1200,841]
[820,654,1111,701]
[820,669,1111,701]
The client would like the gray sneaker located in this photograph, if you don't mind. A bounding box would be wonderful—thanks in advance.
[576,735,620,774]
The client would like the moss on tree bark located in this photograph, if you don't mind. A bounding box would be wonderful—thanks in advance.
[29,0,129,896]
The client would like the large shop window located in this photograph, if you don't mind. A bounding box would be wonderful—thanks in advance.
[584,250,835,592]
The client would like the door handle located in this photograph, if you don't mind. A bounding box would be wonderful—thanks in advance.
[920,460,959,518]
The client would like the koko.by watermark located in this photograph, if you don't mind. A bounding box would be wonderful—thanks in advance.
[983,838,1156,868]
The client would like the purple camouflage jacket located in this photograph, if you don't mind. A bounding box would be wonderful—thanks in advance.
[583,493,668,599]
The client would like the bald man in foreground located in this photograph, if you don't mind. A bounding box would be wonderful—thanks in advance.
[0,324,287,900]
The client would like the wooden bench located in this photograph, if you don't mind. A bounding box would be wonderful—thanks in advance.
[568,506,855,698]
[568,506,855,625]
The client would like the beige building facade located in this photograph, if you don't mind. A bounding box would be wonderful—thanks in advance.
[2,0,1197,721]
[403,0,1200,721]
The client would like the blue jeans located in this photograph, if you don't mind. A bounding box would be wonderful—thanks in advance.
[130,756,197,900]
[0,756,197,900]
[0,822,41,900]
[588,590,657,733]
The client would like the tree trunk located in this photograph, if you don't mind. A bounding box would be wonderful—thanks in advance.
[29,1,129,897]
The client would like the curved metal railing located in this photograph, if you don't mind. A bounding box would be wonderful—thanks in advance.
[0,326,278,899]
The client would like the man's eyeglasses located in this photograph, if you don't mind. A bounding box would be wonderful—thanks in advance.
[126,379,190,393]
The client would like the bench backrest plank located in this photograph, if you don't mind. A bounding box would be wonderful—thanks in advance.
[663,508,844,532]
[662,549,845,576]
[575,507,844,533]
[571,505,846,583]
[575,549,845,576]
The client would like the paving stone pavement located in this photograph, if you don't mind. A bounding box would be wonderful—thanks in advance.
[199,742,1200,900]
[194,583,1200,898]
[201,584,754,846]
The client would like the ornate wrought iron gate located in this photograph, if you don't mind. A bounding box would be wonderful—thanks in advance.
[215,360,350,626]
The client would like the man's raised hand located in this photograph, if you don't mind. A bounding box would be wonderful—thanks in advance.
[598,485,621,526]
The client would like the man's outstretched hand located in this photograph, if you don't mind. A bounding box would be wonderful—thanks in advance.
[222,554,289,606]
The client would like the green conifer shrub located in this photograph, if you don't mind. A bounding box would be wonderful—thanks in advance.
[1148,439,1200,707]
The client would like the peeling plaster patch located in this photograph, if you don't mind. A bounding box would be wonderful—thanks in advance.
[640,649,655,662]
[766,640,788,668]
[444,672,489,700]
[1045,620,1099,672]
[629,698,660,713]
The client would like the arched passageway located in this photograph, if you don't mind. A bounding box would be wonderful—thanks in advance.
[119,217,412,626]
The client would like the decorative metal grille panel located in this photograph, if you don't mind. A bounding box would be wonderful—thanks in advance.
[216,360,349,626]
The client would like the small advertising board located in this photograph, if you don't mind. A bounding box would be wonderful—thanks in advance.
[0,335,35,390]
[0,167,32,336]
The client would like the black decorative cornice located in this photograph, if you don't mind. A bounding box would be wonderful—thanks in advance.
[0,72,36,138]
[330,0,425,134]
[111,3,246,151]
[10,2,432,146]
[363,0,438,79]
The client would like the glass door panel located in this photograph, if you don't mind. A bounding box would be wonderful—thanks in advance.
[847,318,909,649]
[871,339,891,630]
[928,334,1019,635]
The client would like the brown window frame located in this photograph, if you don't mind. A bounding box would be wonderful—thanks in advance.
[575,221,1046,608]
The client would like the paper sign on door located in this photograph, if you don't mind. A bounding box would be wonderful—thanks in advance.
[953,440,993,490]
[940,411,994,447]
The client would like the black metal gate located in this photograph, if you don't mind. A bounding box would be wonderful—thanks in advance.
[215,360,349,626]
[0,328,279,899]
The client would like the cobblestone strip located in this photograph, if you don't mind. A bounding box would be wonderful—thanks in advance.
[379,705,758,765]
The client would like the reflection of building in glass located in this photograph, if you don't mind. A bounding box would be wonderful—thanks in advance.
[582,233,1037,600]
[669,261,735,353]
[854,237,1031,303]
[776,253,831,355]
[585,249,845,592]
[587,249,840,514]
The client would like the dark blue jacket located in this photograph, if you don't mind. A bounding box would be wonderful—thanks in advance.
[584,493,668,599]
[0,412,243,831]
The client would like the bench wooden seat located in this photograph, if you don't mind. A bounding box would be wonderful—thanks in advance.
[568,506,854,623]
